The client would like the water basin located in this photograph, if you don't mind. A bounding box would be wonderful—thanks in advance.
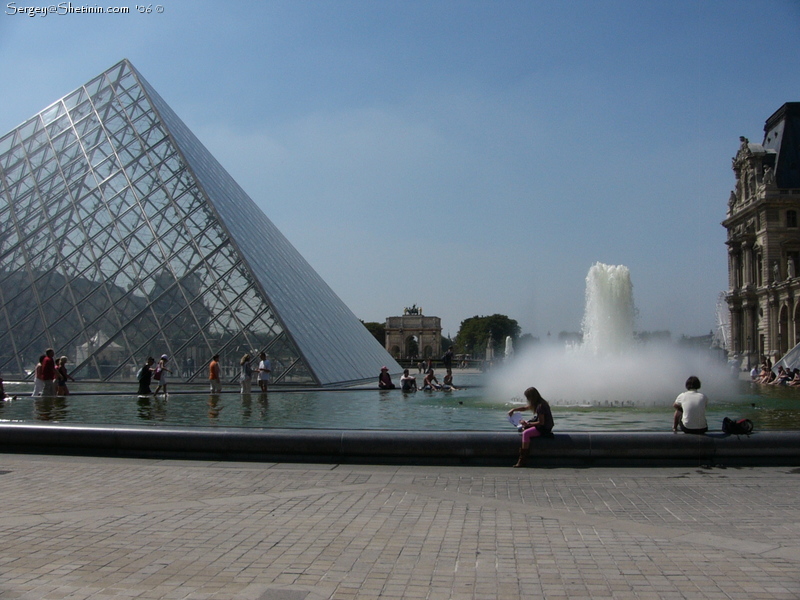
[2,373,799,432]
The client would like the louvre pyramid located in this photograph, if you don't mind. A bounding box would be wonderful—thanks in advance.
[0,59,400,386]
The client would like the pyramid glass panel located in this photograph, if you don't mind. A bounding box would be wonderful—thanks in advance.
[0,59,399,386]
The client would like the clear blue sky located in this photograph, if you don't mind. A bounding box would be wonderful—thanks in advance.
[2,0,799,340]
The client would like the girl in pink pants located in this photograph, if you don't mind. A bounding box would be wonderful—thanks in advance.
[507,387,554,467]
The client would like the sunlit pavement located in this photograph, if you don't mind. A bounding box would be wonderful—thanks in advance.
[0,454,798,599]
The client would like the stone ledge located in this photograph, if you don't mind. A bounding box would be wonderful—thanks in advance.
[1,423,799,467]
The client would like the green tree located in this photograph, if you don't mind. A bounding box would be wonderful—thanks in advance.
[406,337,419,358]
[558,331,582,345]
[361,321,386,346]
[441,335,454,353]
[454,314,521,358]
[516,333,537,351]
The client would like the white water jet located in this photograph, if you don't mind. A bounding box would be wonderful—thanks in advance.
[504,336,514,358]
[493,263,737,407]
[581,263,635,355]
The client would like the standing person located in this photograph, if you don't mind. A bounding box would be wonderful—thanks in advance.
[257,352,271,392]
[672,376,708,434]
[209,354,221,395]
[137,357,155,396]
[31,355,45,397]
[153,354,172,398]
[442,346,454,371]
[239,354,253,394]
[39,348,57,397]
[55,356,74,396]
[507,387,554,468]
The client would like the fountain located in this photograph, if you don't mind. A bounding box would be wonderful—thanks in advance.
[580,263,635,355]
[2,263,798,466]
[493,263,737,406]
[504,336,514,359]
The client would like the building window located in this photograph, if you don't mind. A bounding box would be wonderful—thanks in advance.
[788,210,798,228]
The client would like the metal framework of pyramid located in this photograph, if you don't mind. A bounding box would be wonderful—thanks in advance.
[0,59,400,386]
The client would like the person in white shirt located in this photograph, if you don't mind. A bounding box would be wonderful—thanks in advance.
[257,352,271,392]
[672,376,708,434]
[400,369,417,392]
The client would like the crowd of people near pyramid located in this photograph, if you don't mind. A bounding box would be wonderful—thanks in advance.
[751,357,800,386]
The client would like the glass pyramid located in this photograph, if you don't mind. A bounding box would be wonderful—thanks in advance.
[0,59,400,386]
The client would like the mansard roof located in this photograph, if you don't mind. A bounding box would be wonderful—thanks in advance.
[763,102,800,189]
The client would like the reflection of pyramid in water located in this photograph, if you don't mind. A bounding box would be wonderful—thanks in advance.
[0,59,400,386]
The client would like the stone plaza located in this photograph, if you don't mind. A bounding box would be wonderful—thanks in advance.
[0,453,798,599]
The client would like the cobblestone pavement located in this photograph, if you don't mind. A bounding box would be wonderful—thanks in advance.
[1,454,799,599]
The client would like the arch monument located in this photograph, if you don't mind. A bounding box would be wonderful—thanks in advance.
[385,305,442,360]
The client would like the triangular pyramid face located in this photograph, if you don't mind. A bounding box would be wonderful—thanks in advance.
[0,59,399,386]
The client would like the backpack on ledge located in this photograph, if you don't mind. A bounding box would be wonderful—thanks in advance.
[722,417,754,435]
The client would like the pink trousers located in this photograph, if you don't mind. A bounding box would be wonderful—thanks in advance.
[522,427,542,444]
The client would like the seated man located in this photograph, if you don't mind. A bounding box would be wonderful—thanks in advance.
[442,369,459,391]
[672,376,708,434]
[400,369,417,392]
[772,366,791,385]
[422,368,441,391]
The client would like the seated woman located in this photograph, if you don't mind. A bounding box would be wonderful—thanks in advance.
[507,387,554,467]
[400,369,417,392]
[378,366,395,389]
[757,365,775,384]
[422,368,441,391]
[441,369,459,391]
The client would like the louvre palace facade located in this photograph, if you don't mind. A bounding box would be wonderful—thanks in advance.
[723,102,800,366]
[0,59,399,386]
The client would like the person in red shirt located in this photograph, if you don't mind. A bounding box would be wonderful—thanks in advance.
[39,348,56,397]
[209,354,221,395]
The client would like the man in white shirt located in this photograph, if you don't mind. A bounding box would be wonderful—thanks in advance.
[258,352,271,392]
[673,376,708,434]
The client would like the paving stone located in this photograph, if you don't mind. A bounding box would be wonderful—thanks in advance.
[1,455,799,598]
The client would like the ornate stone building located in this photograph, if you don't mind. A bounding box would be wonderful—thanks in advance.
[385,306,442,359]
[723,102,800,366]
